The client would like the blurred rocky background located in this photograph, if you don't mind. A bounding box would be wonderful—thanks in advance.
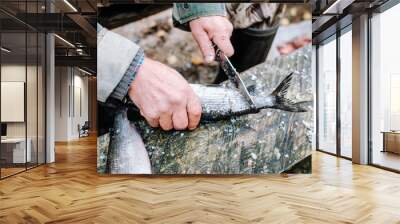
[98,4,311,84]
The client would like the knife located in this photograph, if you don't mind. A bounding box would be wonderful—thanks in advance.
[215,47,258,111]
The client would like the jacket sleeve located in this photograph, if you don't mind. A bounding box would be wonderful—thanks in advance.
[97,23,144,103]
[172,3,226,31]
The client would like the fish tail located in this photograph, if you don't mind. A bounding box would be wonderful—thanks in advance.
[270,73,307,112]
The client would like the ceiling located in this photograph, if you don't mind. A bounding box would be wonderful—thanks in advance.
[1,31,46,64]
[311,0,391,44]
[0,0,97,74]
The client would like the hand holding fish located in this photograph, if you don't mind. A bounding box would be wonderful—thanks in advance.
[128,57,202,131]
[189,16,234,63]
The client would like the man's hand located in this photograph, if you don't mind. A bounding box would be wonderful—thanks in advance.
[189,16,234,63]
[128,57,202,131]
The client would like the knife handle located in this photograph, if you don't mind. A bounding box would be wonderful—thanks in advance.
[214,47,239,87]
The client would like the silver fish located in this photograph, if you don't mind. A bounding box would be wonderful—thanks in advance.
[190,72,306,121]
[107,108,151,174]
[125,72,306,122]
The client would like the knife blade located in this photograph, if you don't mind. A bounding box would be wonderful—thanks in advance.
[215,48,258,111]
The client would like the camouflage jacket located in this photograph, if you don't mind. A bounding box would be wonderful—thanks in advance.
[173,3,284,30]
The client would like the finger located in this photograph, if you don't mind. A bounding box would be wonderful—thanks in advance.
[159,112,173,131]
[172,106,189,130]
[187,93,202,130]
[144,116,159,128]
[190,24,215,63]
[213,33,234,57]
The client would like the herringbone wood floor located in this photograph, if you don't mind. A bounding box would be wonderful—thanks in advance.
[0,135,399,224]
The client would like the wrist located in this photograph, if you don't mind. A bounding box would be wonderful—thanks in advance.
[110,48,145,102]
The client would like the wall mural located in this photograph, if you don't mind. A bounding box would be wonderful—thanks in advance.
[97,3,312,174]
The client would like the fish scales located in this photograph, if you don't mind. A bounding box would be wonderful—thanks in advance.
[107,109,151,174]
[181,73,304,122]
[98,45,313,174]
[190,84,254,121]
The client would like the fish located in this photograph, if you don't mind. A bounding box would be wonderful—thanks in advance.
[98,45,313,174]
[190,72,306,121]
[125,71,306,122]
[106,108,152,174]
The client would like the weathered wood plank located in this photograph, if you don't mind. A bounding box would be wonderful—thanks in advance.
[99,45,313,174]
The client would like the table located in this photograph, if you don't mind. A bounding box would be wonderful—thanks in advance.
[381,131,400,154]
[1,138,31,163]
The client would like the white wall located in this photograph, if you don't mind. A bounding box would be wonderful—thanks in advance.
[1,65,26,136]
[1,82,25,122]
[54,66,69,141]
[1,65,40,138]
[1,63,46,164]
[54,67,89,141]
[70,72,89,139]
[312,45,317,150]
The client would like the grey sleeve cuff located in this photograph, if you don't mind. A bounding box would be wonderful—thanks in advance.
[97,26,141,103]
[109,48,145,101]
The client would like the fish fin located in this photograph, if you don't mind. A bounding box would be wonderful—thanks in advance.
[274,96,308,112]
[271,72,293,99]
[271,73,307,112]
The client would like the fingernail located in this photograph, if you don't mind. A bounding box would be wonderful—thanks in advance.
[205,55,214,63]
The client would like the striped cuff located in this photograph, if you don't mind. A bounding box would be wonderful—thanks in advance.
[110,48,145,101]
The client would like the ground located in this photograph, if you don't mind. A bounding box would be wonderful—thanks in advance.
[1,135,400,223]
[111,8,311,84]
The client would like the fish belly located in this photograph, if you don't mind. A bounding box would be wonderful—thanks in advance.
[107,108,152,174]
[190,84,250,120]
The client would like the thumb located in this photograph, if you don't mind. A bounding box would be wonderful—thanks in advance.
[190,24,215,63]
[213,33,234,57]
